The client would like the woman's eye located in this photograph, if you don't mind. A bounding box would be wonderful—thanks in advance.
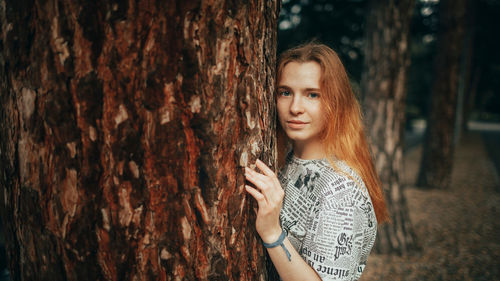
[279,91,291,97]
[308,92,320,98]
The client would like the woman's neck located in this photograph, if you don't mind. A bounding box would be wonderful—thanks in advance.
[292,141,326,160]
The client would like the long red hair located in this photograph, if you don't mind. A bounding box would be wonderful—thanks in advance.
[277,42,389,224]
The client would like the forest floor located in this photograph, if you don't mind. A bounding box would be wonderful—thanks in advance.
[360,130,500,281]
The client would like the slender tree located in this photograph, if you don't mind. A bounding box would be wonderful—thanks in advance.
[361,0,417,254]
[455,0,477,142]
[417,0,467,189]
[460,0,479,133]
[0,0,279,280]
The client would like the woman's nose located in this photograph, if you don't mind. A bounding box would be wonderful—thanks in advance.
[290,95,304,115]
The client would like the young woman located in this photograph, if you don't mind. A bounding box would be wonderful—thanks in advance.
[244,43,389,281]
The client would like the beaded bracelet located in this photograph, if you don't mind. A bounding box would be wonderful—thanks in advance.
[262,230,292,261]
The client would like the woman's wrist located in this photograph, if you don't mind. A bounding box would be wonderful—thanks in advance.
[262,229,292,262]
[260,226,283,244]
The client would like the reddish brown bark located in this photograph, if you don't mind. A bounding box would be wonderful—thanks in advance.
[0,0,279,280]
[361,0,418,254]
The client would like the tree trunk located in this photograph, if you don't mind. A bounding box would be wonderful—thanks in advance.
[462,66,480,132]
[455,0,477,141]
[361,0,417,254]
[0,1,279,280]
[417,0,467,189]
[460,0,478,133]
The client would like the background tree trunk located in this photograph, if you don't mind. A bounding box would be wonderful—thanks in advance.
[454,0,477,143]
[0,0,279,280]
[460,0,478,133]
[417,0,467,189]
[361,0,417,254]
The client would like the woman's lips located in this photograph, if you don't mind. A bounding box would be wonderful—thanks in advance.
[287,120,308,129]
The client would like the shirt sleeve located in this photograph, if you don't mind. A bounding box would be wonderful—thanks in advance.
[298,177,370,281]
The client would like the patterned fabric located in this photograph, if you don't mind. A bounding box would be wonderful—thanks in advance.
[278,152,377,281]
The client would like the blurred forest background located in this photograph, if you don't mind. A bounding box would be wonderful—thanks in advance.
[0,0,499,280]
[278,0,499,125]
[278,0,500,280]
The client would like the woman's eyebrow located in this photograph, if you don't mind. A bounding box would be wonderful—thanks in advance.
[304,88,321,92]
[277,85,321,92]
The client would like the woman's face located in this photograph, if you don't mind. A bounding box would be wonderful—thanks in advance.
[277,61,326,150]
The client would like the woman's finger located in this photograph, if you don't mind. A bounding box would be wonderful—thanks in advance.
[255,159,276,177]
[245,166,284,206]
[245,167,269,190]
[254,160,283,194]
[245,185,267,207]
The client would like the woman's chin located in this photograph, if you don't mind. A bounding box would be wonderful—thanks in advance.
[284,133,310,143]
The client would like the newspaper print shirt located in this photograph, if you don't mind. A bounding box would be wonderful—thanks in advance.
[278,153,377,281]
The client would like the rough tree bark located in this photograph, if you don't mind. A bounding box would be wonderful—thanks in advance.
[0,0,279,280]
[361,0,418,254]
[417,0,467,189]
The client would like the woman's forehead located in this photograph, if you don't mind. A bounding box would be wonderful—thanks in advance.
[278,61,322,89]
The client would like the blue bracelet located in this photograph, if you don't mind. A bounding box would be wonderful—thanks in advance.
[262,230,292,261]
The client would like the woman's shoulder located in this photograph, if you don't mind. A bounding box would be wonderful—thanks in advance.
[313,159,372,208]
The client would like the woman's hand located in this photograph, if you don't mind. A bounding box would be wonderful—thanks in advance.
[244,159,285,243]
[245,160,322,281]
